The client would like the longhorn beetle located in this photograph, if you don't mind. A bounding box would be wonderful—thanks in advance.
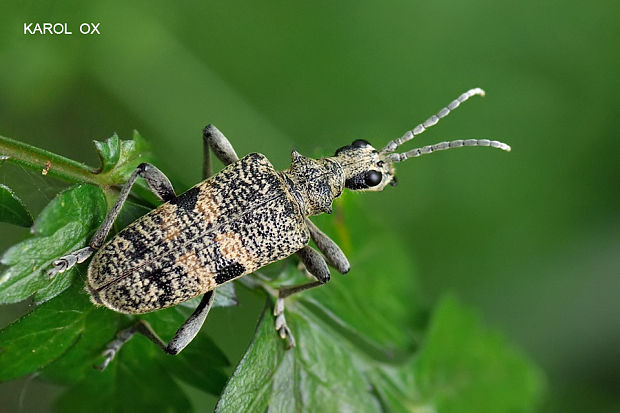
[49,88,510,370]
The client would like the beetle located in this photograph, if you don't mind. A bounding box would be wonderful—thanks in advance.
[49,88,510,369]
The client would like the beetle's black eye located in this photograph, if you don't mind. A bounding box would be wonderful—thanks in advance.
[364,170,382,187]
[335,139,371,156]
[352,139,370,148]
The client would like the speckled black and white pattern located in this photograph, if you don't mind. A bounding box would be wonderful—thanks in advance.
[86,142,398,314]
[88,153,310,313]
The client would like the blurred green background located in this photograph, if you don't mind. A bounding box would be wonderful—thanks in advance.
[1,0,618,411]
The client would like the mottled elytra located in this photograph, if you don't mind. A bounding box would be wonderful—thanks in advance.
[49,88,510,369]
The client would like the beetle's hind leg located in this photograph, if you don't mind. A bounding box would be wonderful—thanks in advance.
[97,290,216,370]
[203,124,240,178]
[48,163,176,278]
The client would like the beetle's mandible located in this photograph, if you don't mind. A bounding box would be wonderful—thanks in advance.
[49,88,510,369]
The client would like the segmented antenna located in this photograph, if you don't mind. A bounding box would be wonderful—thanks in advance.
[381,88,486,154]
[387,139,511,162]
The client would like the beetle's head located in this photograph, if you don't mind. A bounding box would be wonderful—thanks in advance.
[332,88,512,193]
[333,139,397,192]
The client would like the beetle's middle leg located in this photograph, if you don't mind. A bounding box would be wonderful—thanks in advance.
[273,246,332,347]
[97,290,216,370]
[273,221,351,346]
[49,163,176,277]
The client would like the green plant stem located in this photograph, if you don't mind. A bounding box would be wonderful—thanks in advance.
[0,135,102,186]
[0,135,160,207]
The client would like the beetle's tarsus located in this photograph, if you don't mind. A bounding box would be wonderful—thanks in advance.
[274,297,296,348]
[48,246,94,278]
[274,296,285,316]
[95,324,139,370]
[275,313,285,330]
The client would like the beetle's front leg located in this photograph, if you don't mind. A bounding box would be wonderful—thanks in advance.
[305,218,350,274]
[48,163,176,278]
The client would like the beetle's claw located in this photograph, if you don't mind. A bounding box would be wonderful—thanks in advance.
[48,258,70,279]
[48,264,62,279]
[95,333,127,371]
[94,324,139,371]
[95,349,117,371]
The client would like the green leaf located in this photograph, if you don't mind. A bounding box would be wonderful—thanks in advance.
[0,280,229,399]
[0,282,230,402]
[0,184,33,227]
[43,281,235,395]
[53,335,193,413]
[93,131,163,209]
[94,131,154,184]
[93,134,121,174]
[47,303,229,412]
[31,184,106,237]
[216,302,382,413]
[39,307,121,384]
[298,192,423,354]
[0,283,94,381]
[158,327,230,395]
[412,295,545,413]
[141,299,231,394]
[0,184,107,304]
[218,296,544,413]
